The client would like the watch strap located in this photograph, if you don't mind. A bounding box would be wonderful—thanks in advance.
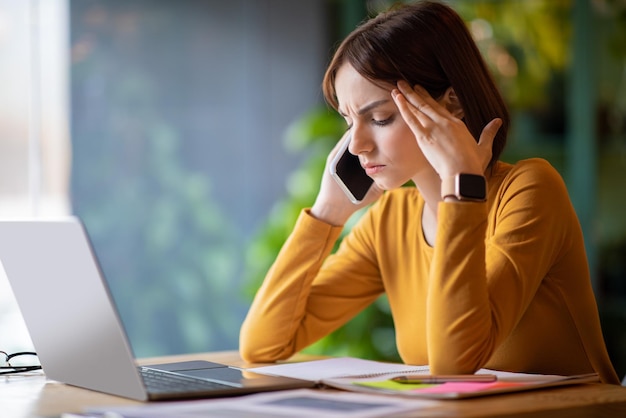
[441,175,458,200]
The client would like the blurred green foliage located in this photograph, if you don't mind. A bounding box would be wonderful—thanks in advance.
[243,108,342,297]
[455,0,571,110]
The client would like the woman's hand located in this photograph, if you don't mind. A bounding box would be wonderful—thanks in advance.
[391,81,502,179]
[311,131,383,226]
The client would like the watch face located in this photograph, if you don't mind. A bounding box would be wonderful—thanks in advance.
[459,174,487,200]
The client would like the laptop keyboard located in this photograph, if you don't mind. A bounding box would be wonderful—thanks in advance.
[140,367,236,394]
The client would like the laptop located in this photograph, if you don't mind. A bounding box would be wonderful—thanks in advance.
[0,218,314,401]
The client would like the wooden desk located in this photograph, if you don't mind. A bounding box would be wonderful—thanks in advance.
[3,351,626,418]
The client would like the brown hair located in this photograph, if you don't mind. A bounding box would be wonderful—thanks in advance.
[322,1,509,166]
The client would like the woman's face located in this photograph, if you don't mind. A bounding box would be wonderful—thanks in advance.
[334,63,430,190]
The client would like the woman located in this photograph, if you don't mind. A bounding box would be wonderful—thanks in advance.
[240,0,619,384]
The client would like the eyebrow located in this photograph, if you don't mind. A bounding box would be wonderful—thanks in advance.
[338,99,390,117]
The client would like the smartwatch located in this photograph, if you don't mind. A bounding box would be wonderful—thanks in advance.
[441,173,487,202]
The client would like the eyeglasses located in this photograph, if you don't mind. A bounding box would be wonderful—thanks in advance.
[0,351,42,375]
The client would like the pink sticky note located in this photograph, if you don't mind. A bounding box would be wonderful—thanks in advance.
[411,381,522,394]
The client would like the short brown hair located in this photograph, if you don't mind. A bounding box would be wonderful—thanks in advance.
[322,0,509,166]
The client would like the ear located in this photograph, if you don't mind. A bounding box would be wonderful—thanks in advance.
[441,87,464,119]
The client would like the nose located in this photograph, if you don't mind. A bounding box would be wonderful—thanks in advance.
[348,124,374,156]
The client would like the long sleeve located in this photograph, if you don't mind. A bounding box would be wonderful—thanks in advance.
[239,208,384,363]
[425,159,619,383]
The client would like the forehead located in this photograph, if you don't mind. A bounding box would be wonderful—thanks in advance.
[335,64,394,113]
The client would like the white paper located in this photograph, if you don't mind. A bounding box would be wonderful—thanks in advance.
[84,389,435,418]
[247,357,429,381]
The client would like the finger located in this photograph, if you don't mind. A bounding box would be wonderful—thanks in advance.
[478,118,503,147]
[391,89,428,132]
[477,118,503,169]
[396,81,446,122]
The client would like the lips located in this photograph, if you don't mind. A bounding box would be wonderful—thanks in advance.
[363,163,385,176]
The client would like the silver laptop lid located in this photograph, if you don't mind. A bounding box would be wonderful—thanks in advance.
[0,218,148,400]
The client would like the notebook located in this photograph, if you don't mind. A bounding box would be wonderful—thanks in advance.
[249,358,600,400]
[0,218,314,401]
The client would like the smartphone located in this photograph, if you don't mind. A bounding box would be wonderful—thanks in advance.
[329,134,374,204]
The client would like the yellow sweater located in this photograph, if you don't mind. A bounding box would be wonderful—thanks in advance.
[240,158,619,384]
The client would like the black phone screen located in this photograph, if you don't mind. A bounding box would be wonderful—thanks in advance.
[334,147,374,202]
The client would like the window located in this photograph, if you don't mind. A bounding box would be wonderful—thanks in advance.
[0,0,70,353]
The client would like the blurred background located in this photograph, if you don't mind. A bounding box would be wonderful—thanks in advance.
[0,0,624,379]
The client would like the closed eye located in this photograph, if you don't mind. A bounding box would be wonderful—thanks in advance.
[372,116,394,127]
